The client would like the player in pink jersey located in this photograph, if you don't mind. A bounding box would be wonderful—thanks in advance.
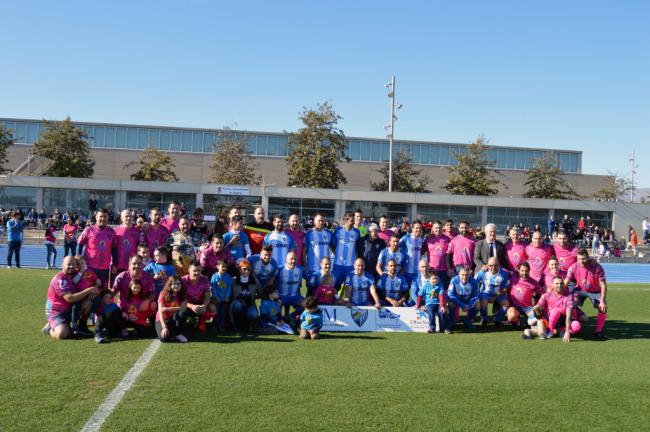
[180,261,215,333]
[287,214,305,266]
[160,201,181,233]
[423,220,454,287]
[564,249,609,339]
[524,231,552,284]
[542,257,568,292]
[507,262,541,326]
[111,255,156,303]
[553,231,579,272]
[200,234,235,278]
[446,221,476,273]
[377,215,394,245]
[114,209,142,273]
[443,219,457,238]
[532,276,581,342]
[46,256,99,340]
[143,207,170,255]
[504,227,527,272]
[77,209,118,289]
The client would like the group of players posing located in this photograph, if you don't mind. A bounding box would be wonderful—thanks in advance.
[43,205,609,343]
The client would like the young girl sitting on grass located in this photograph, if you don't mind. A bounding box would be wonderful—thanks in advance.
[299,296,323,340]
[156,275,188,343]
[120,280,156,337]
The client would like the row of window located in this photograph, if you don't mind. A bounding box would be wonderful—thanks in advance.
[0,187,611,229]
[0,119,581,173]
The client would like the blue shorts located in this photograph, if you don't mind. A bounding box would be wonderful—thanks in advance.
[512,305,536,325]
[574,290,601,308]
[48,311,71,329]
[479,292,507,304]
[280,295,304,308]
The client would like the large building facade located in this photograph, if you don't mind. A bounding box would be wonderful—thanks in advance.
[0,118,611,197]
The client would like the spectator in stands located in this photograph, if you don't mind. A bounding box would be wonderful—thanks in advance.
[628,226,638,256]
[6,210,25,269]
[27,208,38,227]
[642,217,649,245]
[38,208,47,227]
[547,215,556,235]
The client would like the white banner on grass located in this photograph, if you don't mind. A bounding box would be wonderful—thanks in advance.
[320,306,430,333]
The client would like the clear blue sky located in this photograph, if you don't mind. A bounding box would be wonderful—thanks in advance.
[2,1,648,185]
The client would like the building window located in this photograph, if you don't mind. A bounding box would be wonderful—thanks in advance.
[416,204,481,228]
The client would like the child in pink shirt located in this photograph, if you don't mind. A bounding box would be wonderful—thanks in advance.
[315,274,338,305]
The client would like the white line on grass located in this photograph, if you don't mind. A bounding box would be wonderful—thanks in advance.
[80,340,161,432]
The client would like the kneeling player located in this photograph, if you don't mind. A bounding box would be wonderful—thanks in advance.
[475,257,510,326]
[447,266,480,331]
[564,249,608,339]
[507,262,540,327]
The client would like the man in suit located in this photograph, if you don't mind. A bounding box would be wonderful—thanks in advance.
[474,223,506,272]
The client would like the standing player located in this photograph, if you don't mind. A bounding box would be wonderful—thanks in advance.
[399,220,424,285]
[143,208,170,256]
[524,231,552,284]
[160,201,181,233]
[377,215,394,245]
[114,209,141,274]
[474,257,510,326]
[77,209,118,289]
[423,220,453,288]
[377,235,406,276]
[304,213,333,277]
[223,216,251,261]
[245,206,273,255]
[503,226,527,272]
[286,214,305,267]
[446,220,476,274]
[564,249,609,339]
[330,213,361,284]
[553,231,579,272]
[263,215,296,269]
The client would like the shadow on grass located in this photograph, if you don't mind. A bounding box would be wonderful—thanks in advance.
[588,319,650,340]
[317,333,386,340]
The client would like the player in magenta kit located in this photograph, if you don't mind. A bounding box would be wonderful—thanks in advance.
[503,227,527,272]
[524,231,552,284]
[160,201,181,233]
[564,249,609,339]
[507,262,542,326]
[143,207,170,255]
[286,214,305,267]
[542,256,568,292]
[46,256,99,340]
[553,231,579,272]
[533,276,581,342]
[114,209,142,273]
[77,209,118,290]
[423,220,453,288]
[179,261,214,334]
[446,221,476,274]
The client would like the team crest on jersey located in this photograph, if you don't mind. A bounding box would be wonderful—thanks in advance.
[351,308,368,327]
[98,240,106,247]
[582,278,590,289]
[513,252,520,259]
[122,239,130,246]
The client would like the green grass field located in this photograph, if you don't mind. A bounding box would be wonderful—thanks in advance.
[2,269,650,431]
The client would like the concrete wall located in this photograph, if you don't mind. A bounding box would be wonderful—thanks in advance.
[6,144,612,198]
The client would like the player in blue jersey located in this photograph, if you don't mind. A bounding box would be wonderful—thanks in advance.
[249,245,278,290]
[376,235,406,276]
[416,272,448,334]
[331,213,361,283]
[342,257,381,308]
[304,214,333,276]
[376,259,409,307]
[399,220,424,284]
[447,266,480,331]
[274,251,305,322]
[263,214,296,269]
[474,257,510,326]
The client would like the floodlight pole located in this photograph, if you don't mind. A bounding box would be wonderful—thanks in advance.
[388,75,396,193]
[629,149,637,202]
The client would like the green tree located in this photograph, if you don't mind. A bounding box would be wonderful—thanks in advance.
[32,117,95,178]
[124,147,179,182]
[287,102,349,189]
[0,124,14,174]
[210,129,261,185]
[444,135,504,195]
[592,172,632,201]
[524,156,578,199]
[371,151,431,192]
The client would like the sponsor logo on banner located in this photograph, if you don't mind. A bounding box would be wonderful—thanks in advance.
[319,306,430,332]
[351,307,368,327]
